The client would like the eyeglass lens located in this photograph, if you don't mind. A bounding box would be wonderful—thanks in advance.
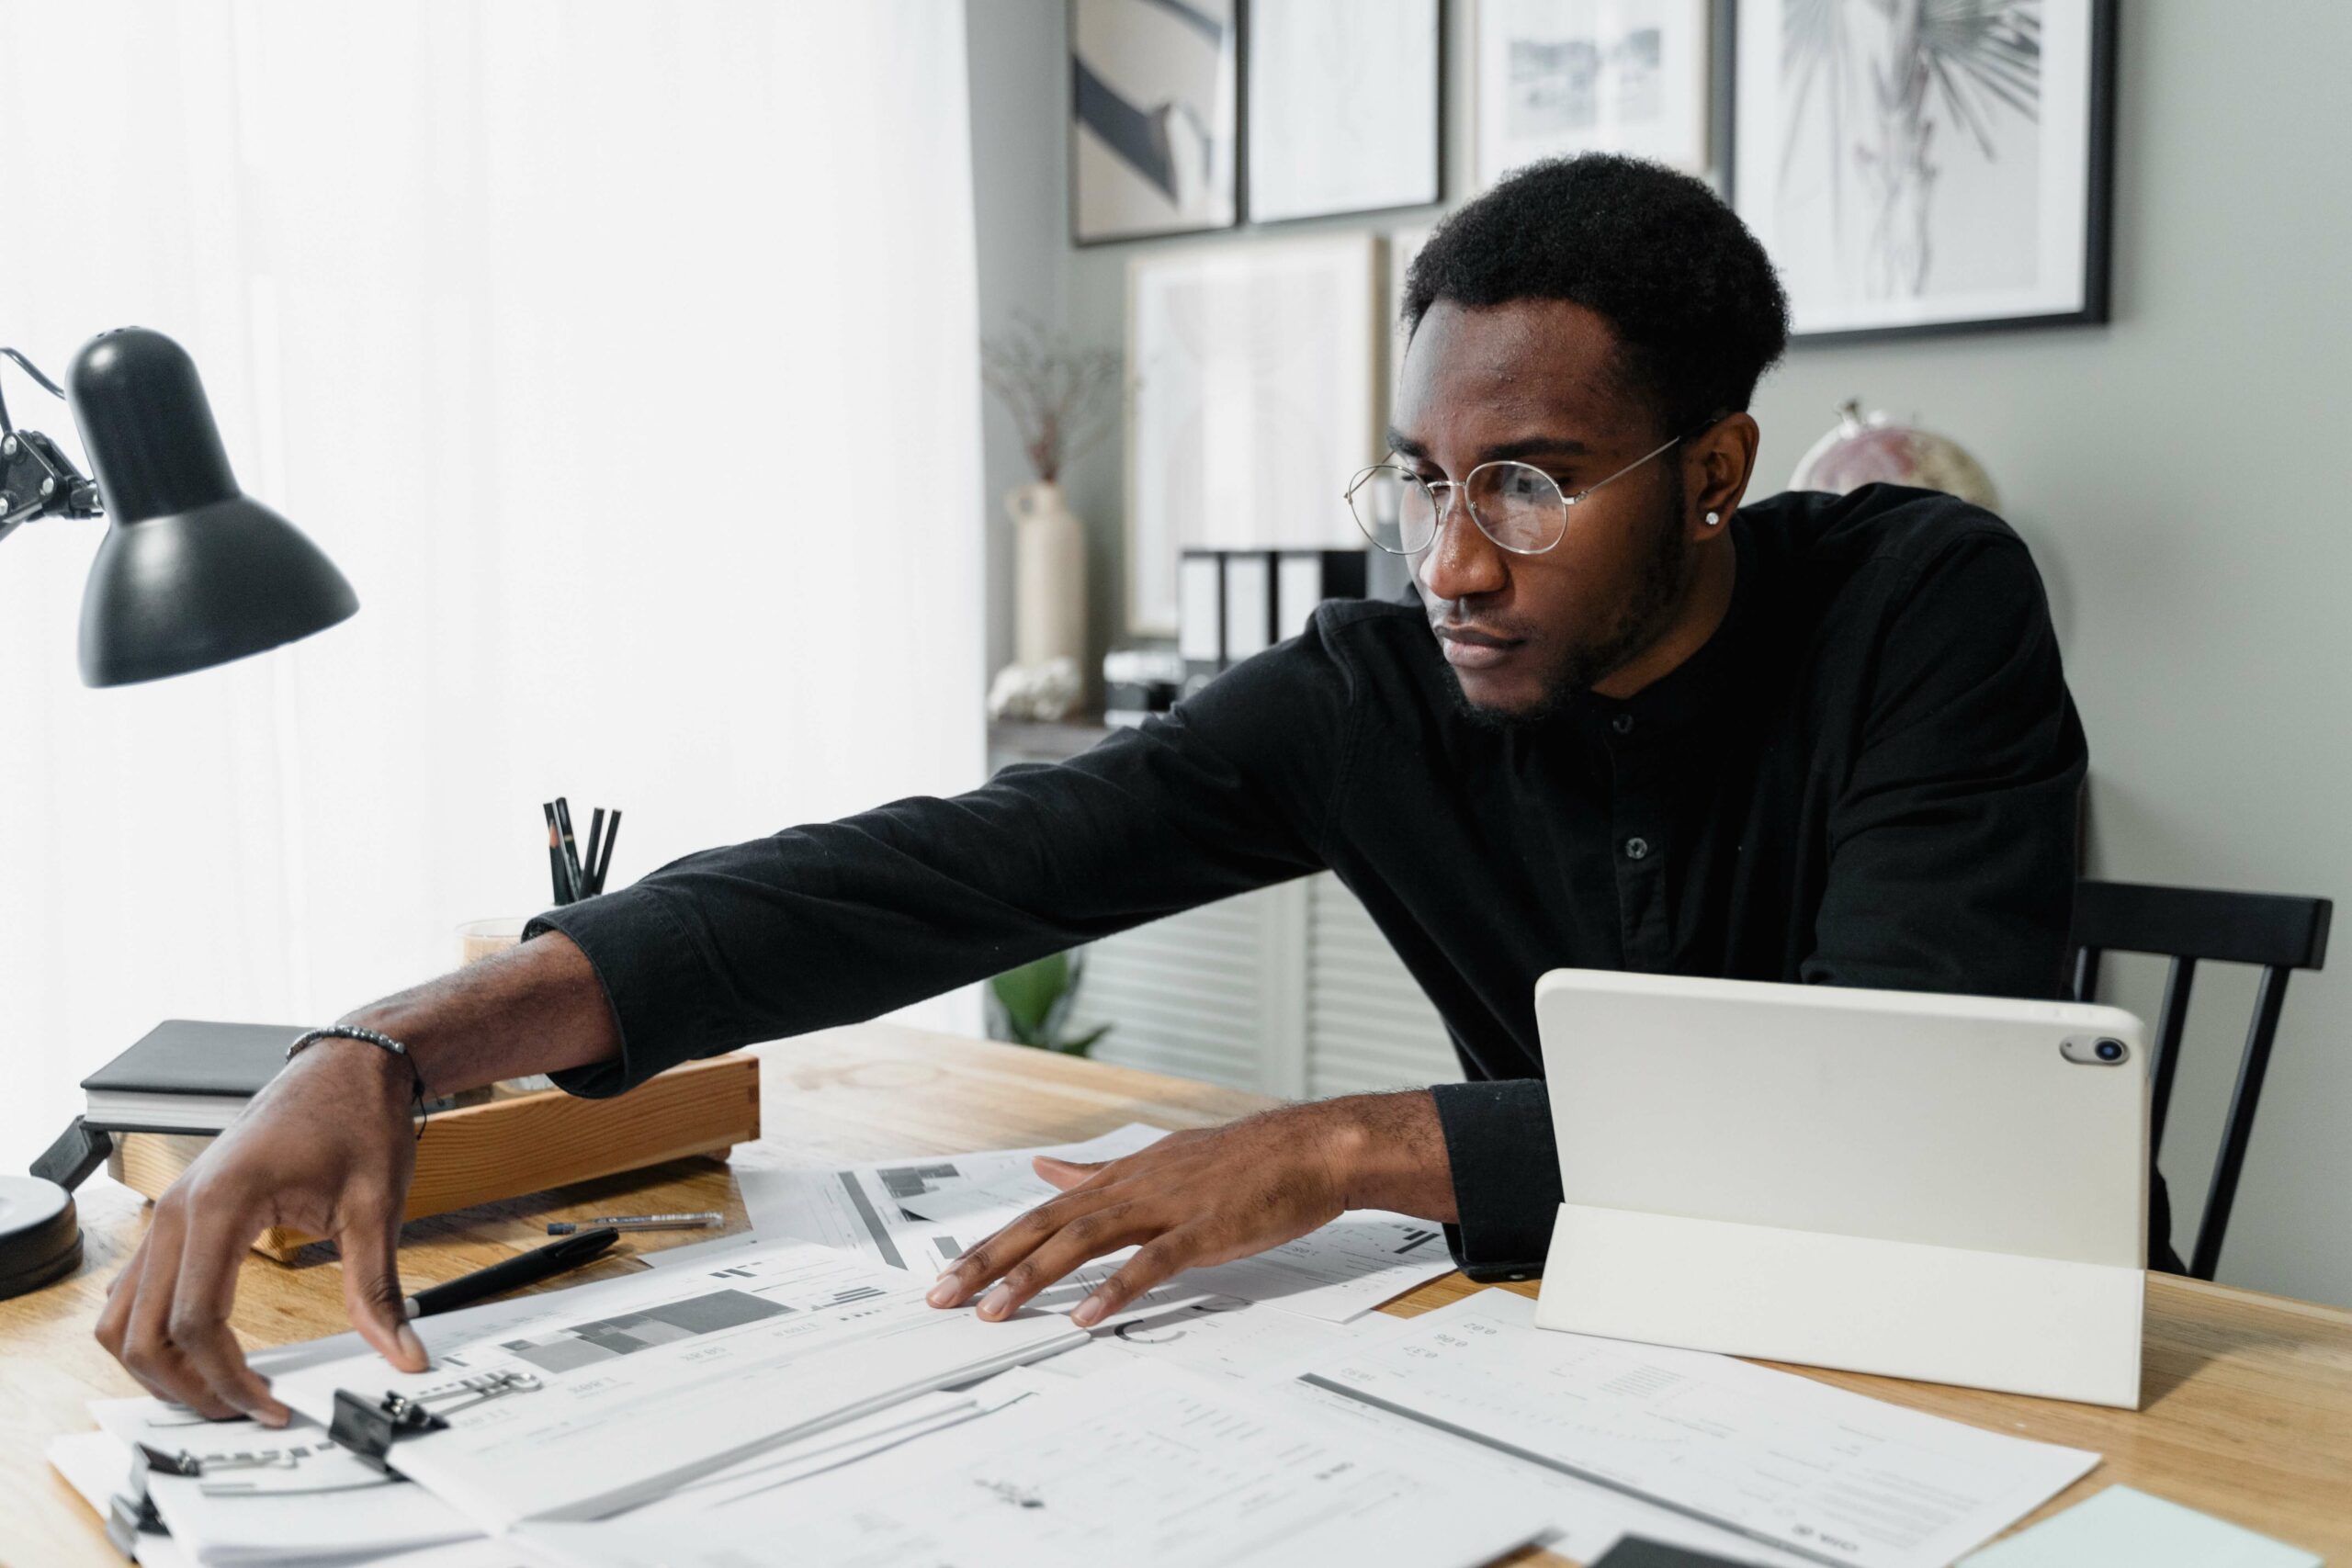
[1346,462,1568,555]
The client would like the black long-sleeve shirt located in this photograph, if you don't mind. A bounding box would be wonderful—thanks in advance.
[531,484,2107,1276]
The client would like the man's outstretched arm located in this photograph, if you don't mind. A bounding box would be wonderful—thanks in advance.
[94,932,620,1425]
[95,609,1450,1418]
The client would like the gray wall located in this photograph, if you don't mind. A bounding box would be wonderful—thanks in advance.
[968,1,2352,1306]
[967,0,1072,680]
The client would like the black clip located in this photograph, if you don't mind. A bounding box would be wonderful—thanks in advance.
[329,1371,540,1473]
[329,1389,447,1475]
[103,1447,173,1560]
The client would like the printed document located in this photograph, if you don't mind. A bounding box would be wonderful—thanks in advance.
[86,1395,476,1564]
[1305,1290,2099,1568]
[513,1362,1555,1568]
[46,1430,197,1568]
[1008,1299,1813,1566]
[741,1122,1454,1321]
[1273,1377,1815,1567]
[268,1239,1083,1529]
[1031,1292,1384,1383]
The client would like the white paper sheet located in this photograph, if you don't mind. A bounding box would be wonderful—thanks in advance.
[1030,1292,1384,1384]
[646,1375,1043,1511]
[1022,1297,1813,1566]
[763,1123,1453,1324]
[85,1396,478,1564]
[1306,1290,2102,1568]
[268,1239,1084,1531]
[1957,1483,2323,1568]
[364,1544,544,1568]
[1272,1377,1815,1567]
[738,1122,1170,1272]
[511,1362,1555,1568]
[45,1429,198,1568]
[1185,1212,1455,1321]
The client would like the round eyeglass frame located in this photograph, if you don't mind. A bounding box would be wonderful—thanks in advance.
[1344,416,1723,557]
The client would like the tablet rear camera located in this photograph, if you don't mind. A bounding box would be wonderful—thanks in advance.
[2096,1039,2126,1063]
[2060,1035,2132,1066]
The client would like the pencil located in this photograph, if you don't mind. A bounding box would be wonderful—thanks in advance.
[543,802,571,905]
[584,808,605,897]
[593,808,621,895]
[554,797,586,901]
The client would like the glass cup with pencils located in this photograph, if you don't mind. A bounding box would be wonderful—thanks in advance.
[457,916,527,967]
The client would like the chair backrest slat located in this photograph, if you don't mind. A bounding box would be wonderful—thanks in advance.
[2068,878,2330,1281]
[2189,964,2295,1281]
[2072,880,2330,970]
[2147,954,2198,1153]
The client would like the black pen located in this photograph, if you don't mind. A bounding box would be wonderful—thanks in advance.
[592,807,621,894]
[554,797,587,900]
[543,802,573,904]
[402,1228,618,1319]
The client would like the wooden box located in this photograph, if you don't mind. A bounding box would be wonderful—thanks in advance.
[109,1053,761,1261]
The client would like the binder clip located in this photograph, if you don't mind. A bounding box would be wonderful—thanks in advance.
[103,1446,175,1560]
[330,1370,541,1474]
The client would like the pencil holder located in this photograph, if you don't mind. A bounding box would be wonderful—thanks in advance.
[457,916,527,967]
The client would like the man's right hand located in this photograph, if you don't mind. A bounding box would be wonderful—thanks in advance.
[94,1038,428,1426]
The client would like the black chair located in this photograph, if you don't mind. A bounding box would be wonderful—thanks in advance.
[2069,879,2332,1280]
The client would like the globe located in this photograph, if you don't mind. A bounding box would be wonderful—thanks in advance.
[1789,399,2001,513]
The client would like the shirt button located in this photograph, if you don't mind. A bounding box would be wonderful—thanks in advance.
[1623,836,1650,861]
[1611,714,1634,735]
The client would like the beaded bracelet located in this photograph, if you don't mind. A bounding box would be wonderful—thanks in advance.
[286,1025,430,1140]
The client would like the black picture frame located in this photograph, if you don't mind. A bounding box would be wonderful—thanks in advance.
[1068,0,1243,248]
[1724,0,2117,346]
[1069,0,1451,249]
[1238,0,1446,229]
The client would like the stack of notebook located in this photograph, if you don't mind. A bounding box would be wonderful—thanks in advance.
[80,1021,310,1134]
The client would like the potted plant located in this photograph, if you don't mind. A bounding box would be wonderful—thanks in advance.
[988,949,1111,1057]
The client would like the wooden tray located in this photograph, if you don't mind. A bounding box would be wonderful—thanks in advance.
[110,1053,761,1261]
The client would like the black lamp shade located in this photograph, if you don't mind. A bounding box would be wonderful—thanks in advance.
[67,328,356,686]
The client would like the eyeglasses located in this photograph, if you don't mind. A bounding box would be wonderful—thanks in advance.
[1343,421,1713,557]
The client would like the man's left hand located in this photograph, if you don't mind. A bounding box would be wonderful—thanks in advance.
[923,1090,1453,1327]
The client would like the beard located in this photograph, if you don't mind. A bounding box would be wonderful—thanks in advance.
[1440,473,1693,730]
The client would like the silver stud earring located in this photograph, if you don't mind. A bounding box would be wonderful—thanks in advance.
[1704,511,1722,525]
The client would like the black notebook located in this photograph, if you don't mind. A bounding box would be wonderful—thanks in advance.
[80,1020,308,1134]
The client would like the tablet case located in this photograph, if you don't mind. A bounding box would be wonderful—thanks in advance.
[1532,971,2148,1409]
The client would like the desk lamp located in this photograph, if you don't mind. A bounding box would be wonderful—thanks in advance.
[0,326,359,1299]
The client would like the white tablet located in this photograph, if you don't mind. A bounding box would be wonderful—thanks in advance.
[1532,969,2151,1406]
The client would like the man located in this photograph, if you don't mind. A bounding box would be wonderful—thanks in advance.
[98,154,2109,1428]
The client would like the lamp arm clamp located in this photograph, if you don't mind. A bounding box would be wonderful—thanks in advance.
[0,348,105,547]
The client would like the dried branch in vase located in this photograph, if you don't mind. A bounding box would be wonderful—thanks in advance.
[981,312,1121,484]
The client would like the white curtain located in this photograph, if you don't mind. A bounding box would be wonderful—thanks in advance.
[0,0,987,1167]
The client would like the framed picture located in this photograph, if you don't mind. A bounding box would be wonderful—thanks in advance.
[1125,234,1381,634]
[1070,0,1240,244]
[1244,0,1443,224]
[1385,224,1434,419]
[1731,0,2117,342]
[1475,0,1719,188]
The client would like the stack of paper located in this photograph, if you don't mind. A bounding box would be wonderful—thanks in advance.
[267,1239,1082,1528]
[84,1396,476,1564]
[48,1128,2125,1568]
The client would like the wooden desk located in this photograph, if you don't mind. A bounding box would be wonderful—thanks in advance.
[6,1023,2347,1565]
